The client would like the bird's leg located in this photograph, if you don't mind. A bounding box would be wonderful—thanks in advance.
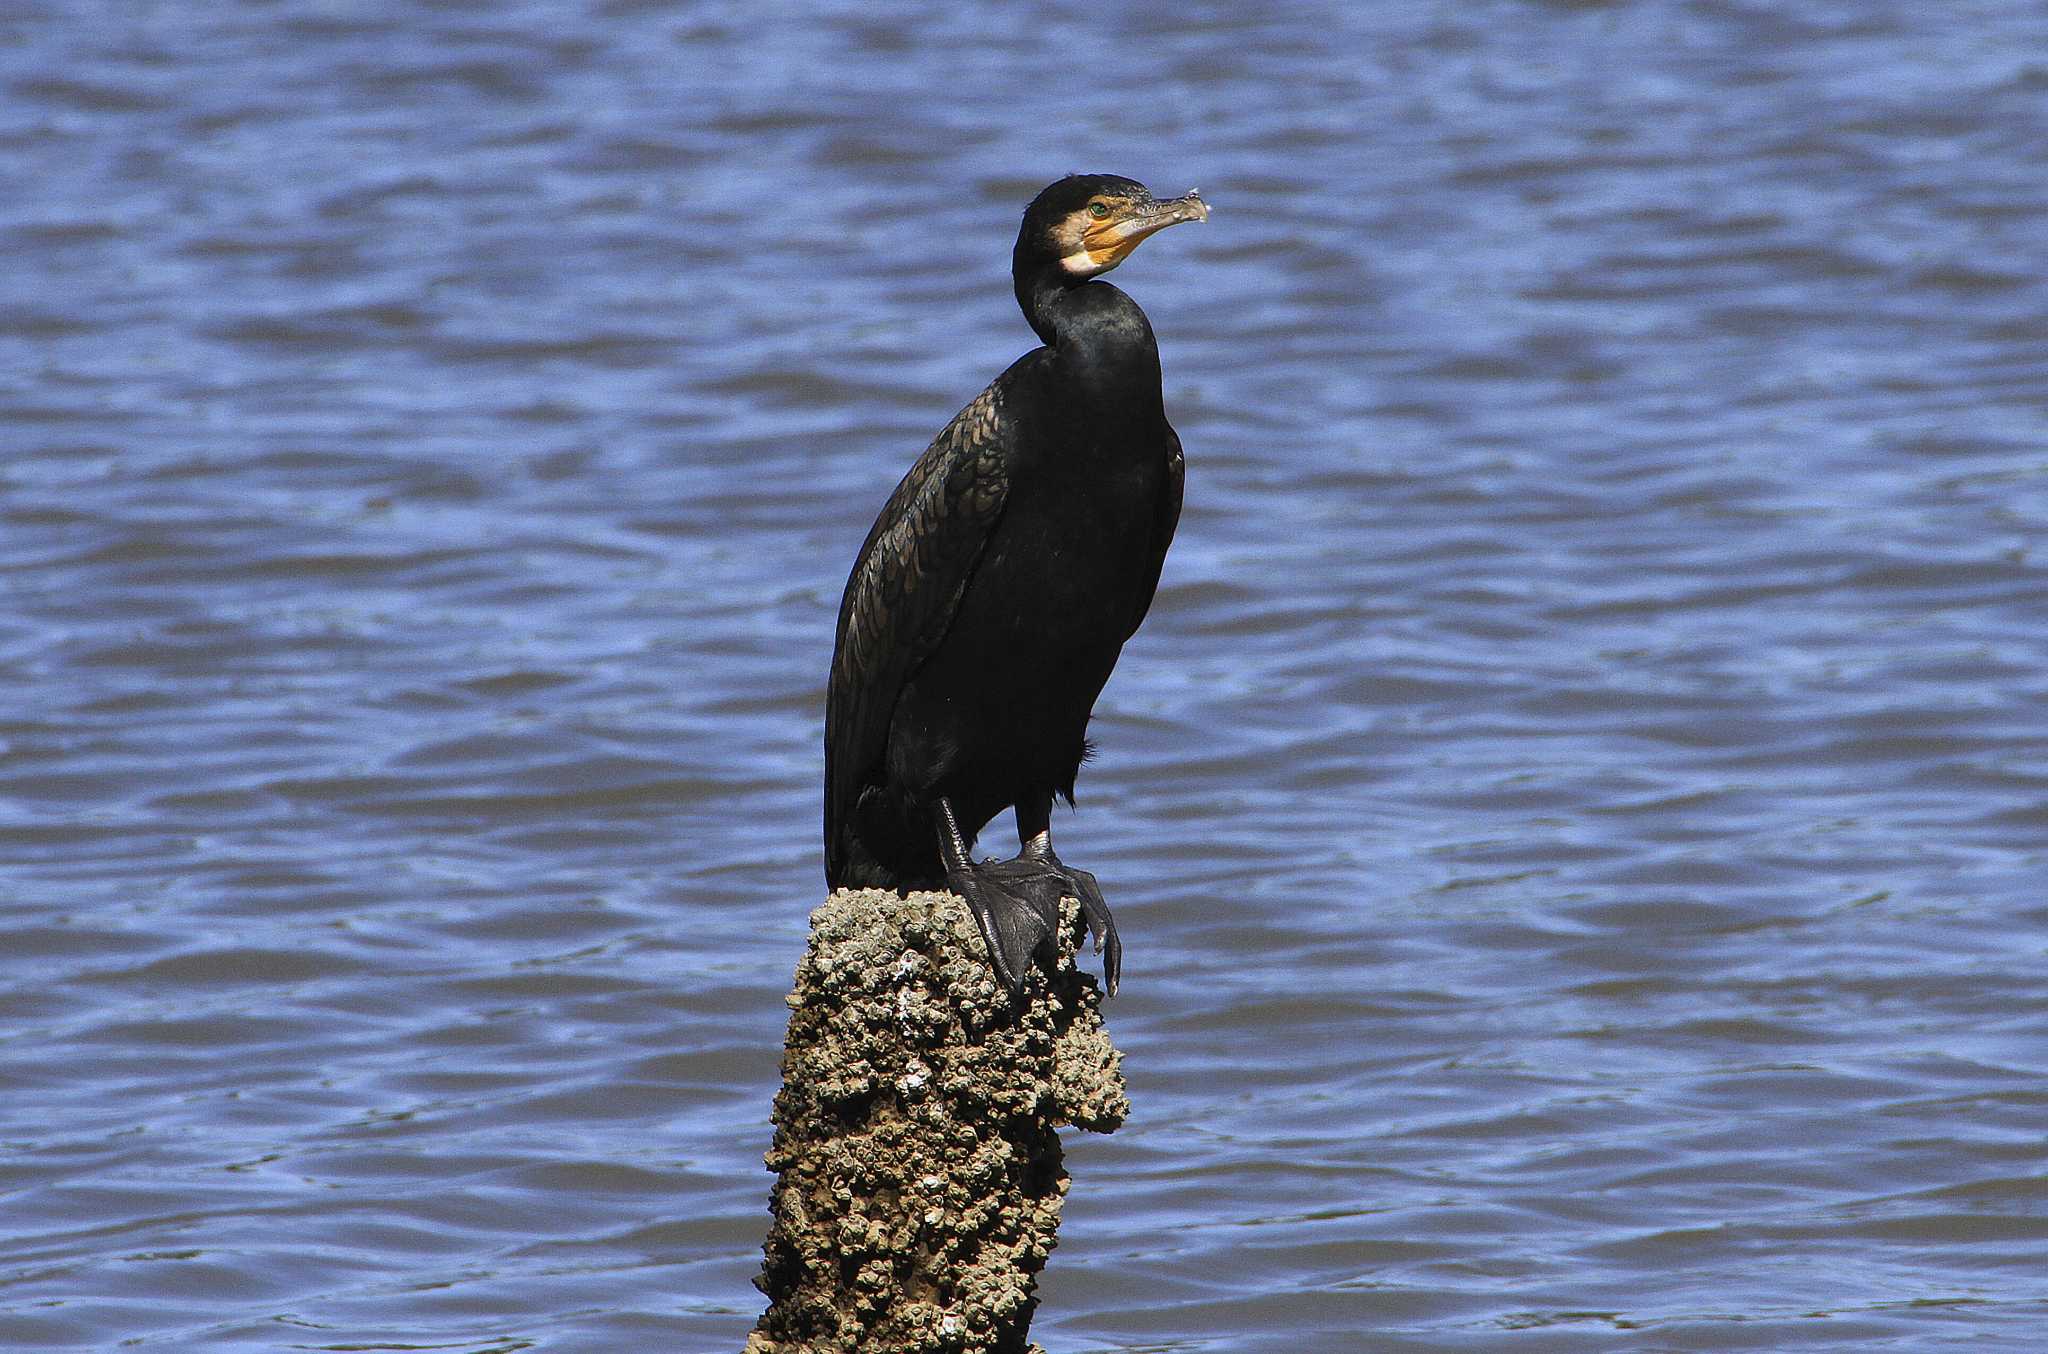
[934,796,1061,996]
[1015,795,1122,997]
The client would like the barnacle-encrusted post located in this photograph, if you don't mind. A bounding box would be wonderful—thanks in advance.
[748,888,1127,1354]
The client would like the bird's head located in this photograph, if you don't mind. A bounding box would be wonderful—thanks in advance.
[1016,174,1210,282]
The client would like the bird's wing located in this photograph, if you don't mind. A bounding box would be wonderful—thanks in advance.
[824,377,1018,884]
[1126,420,1184,637]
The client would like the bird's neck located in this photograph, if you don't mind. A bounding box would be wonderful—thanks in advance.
[1017,278,1163,411]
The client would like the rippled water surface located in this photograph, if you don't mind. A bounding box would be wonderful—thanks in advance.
[6,1,2048,1349]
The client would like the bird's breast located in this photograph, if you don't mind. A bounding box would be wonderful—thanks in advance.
[973,450,1159,633]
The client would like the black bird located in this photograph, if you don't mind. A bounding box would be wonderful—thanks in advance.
[824,174,1207,997]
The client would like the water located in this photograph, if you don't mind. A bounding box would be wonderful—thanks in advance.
[4,1,2047,1349]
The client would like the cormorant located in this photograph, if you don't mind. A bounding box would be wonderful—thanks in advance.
[824,174,1208,997]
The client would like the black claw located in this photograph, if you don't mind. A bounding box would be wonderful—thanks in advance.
[1048,859,1121,997]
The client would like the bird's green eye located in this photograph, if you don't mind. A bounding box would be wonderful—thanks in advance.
[1087,202,1111,220]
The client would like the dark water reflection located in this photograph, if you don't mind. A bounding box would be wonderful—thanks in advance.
[5,1,2048,1349]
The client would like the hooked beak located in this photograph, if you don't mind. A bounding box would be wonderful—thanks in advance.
[1072,190,1211,276]
[1102,190,1211,253]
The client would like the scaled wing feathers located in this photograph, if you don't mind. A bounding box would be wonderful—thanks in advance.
[824,384,1014,882]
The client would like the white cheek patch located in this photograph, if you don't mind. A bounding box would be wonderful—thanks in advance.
[1058,249,1104,276]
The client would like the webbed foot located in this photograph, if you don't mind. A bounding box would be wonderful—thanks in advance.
[934,800,1123,997]
[1020,836,1122,996]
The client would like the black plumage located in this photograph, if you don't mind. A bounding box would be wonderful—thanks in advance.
[823,174,1207,996]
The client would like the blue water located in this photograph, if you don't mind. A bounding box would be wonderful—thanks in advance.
[4,1,2047,1349]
